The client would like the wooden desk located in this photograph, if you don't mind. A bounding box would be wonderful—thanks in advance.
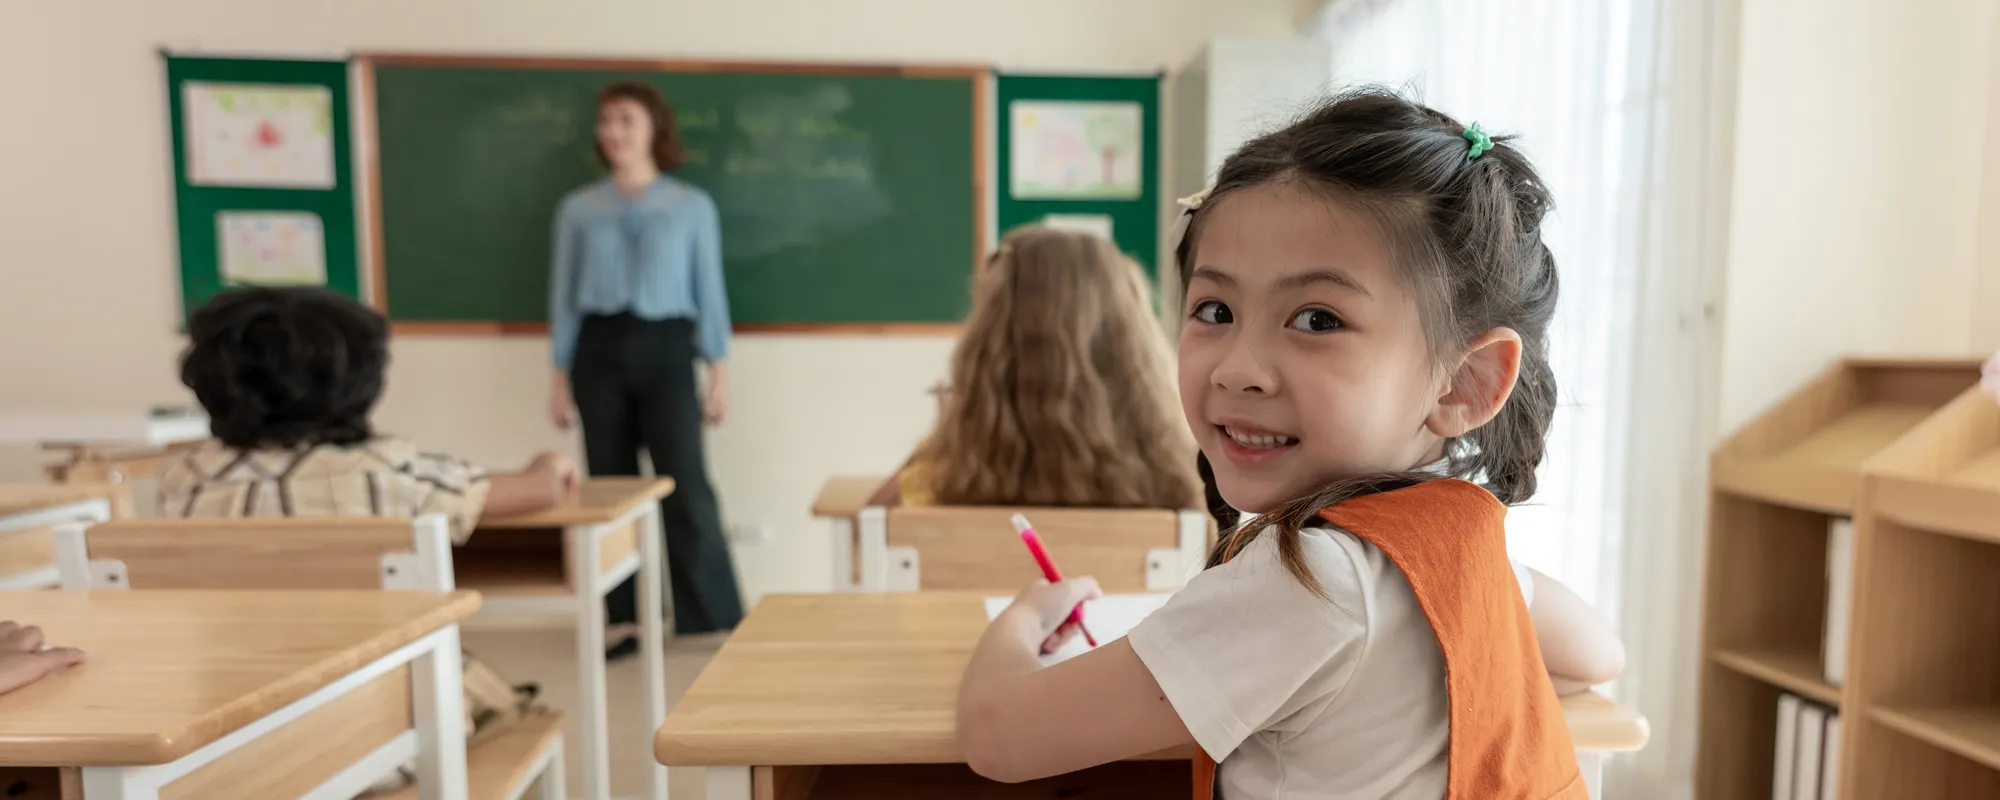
[0,411,210,486]
[0,590,478,799]
[459,476,674,800]
[0,484,124,590]
[656,592,1650,800]
[810,477,884,520]
[810,476,885,592]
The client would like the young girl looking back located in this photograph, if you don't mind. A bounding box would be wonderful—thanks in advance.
[957,89,1622,798]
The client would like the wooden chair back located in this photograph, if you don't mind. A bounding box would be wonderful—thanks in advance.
[872,505,1212,593]
[0,483,126,590]
[53,514,454,592]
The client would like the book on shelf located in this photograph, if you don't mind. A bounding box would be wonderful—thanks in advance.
[1825,517,1853,687]
[1772,691,1841,800]
[1774,695,1799,800]
[1796,702,1825,800]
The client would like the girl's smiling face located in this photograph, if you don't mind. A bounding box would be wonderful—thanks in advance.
[1178,182,1449,514]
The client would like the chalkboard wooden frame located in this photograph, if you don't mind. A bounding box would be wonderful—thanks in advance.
[353,52,988,336]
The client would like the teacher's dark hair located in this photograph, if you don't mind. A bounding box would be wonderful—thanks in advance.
[179,287,388,450]
[595,81,688,172]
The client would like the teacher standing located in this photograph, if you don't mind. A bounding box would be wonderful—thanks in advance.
[548,81,744,653]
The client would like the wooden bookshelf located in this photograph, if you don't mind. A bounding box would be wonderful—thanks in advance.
[1697,356,1993,799]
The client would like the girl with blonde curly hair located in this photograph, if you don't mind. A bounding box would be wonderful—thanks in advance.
[901,225,1201,510]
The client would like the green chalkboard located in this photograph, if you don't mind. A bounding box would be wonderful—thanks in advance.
[371,61,982,327]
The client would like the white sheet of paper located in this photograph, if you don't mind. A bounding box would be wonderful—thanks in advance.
[216,211,327,287]
[1009,100,1144,200]
[1041,213,1114,242]
[184,83,336,189]
[984,593,1173,664]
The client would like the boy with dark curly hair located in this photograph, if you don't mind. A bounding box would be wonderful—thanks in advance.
[159,286,575,794]
[162,287,575,533]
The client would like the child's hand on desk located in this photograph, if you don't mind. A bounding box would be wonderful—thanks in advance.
[1000,577,1102,655]
[0,621,84,695]
[528,452,580,497]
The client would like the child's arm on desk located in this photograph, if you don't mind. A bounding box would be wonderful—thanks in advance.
[484,452,579,517]
[958,578,1194,784]
[1526,567,1626,695]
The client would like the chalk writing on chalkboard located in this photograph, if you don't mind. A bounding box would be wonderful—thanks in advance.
[698,84,892,259]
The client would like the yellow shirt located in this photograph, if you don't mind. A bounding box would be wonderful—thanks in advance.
[895,458,935,507]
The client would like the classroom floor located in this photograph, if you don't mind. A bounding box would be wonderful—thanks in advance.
[462,628,718,800]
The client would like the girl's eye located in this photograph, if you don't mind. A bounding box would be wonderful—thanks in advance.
[1190,300,1233,325]
[1289,308,1344,333]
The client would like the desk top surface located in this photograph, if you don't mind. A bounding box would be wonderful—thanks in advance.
[0,411,210,447]
[0,590,480,767]
[0,483,126,518]
[476,477,674,528]
[654,592,1649,767]
[811,476,887,519]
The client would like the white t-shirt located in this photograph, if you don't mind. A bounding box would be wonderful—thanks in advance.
[1127,525,1533,799]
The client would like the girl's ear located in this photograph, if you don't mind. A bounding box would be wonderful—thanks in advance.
[1425,328,1524,438]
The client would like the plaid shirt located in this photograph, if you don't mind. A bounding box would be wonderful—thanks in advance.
[159,436,492,543]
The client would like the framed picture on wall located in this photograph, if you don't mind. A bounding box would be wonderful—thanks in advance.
[1007,100,1143,200]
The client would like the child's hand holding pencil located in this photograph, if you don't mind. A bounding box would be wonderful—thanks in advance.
[1001,576,1104,655]
[1005,513,1102,655]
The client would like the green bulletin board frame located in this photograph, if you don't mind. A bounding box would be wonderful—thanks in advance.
[165,55,360,320]
[994,73,1162,275]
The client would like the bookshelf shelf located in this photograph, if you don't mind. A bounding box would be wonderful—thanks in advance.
[1712,648,1840,707]
[1871,389,2000,545]
[1871,706,2000,773]
[1710,357,1981,514]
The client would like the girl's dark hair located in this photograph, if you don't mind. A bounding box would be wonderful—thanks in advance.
[595,81,688,172]
[1182,87,1561,594]
[179,287,389,450]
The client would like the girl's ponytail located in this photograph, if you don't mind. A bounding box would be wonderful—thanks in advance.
[1196,453,1239,533]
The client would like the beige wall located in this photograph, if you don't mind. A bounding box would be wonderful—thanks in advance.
[0,0,1301,603]
[1975,6,2000,353]
[1718,0,1996,432]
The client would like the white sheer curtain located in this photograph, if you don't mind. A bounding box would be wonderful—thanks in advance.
[1313,1,1728,796]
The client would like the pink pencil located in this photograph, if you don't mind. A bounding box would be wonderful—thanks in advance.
[1011,513,1098,647]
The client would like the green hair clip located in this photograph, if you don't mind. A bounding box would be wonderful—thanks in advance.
[1463,122,1493,160]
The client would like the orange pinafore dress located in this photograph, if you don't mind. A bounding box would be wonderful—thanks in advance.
[1192,479,1587,800]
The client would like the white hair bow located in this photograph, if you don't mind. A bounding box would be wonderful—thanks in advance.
[1166,185,1214,257]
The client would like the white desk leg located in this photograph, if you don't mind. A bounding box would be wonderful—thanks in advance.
[539,736,568,800]
[80,768,156,800]
[638,505,669,800]
[829,517,854,591]
[1577,751,1603,799]
[414,624,470,800]
[705,766,751,800]
[569,525,612,800]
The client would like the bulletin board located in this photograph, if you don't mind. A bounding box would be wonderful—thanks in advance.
[164,55,362,319]
[994,73,1162,275]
